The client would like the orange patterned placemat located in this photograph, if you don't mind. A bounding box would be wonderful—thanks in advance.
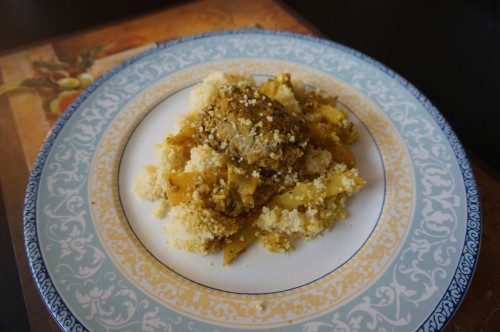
[0,40,153,166]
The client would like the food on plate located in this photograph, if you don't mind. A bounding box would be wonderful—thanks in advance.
[132,71,365,265]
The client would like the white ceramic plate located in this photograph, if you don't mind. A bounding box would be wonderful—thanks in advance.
[24,30,480,331]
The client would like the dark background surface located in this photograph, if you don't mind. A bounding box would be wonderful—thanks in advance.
[0,0,499,330]
[282,0,500,176]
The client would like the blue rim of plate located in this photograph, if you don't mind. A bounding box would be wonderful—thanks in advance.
[23,29,481,331]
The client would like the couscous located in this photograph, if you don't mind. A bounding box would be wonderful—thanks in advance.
[132,72,365,265]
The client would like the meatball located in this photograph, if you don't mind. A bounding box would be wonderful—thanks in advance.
[195,85,310,172]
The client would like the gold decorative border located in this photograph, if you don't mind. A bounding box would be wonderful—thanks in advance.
[89,60,414,327]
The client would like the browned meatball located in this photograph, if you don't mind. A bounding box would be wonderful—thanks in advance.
[195,85,310,172]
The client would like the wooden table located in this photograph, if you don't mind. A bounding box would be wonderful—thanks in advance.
[0,0,498,330]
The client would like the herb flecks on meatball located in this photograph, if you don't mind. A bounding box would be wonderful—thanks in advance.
[195,85,310,172]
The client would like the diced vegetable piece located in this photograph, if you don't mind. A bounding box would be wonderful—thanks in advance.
[317,104,346,124]
[268,172,365,210]
[162,172,201,205]
[223,219,258,266]
[329,140,356,168]
[227,163,259,209]
[166,124,197,146]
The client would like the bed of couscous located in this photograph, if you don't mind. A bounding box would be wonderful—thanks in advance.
[132,71,365,265]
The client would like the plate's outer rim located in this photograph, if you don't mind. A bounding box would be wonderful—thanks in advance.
[22,29,481,332]
[392,82,482,331]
